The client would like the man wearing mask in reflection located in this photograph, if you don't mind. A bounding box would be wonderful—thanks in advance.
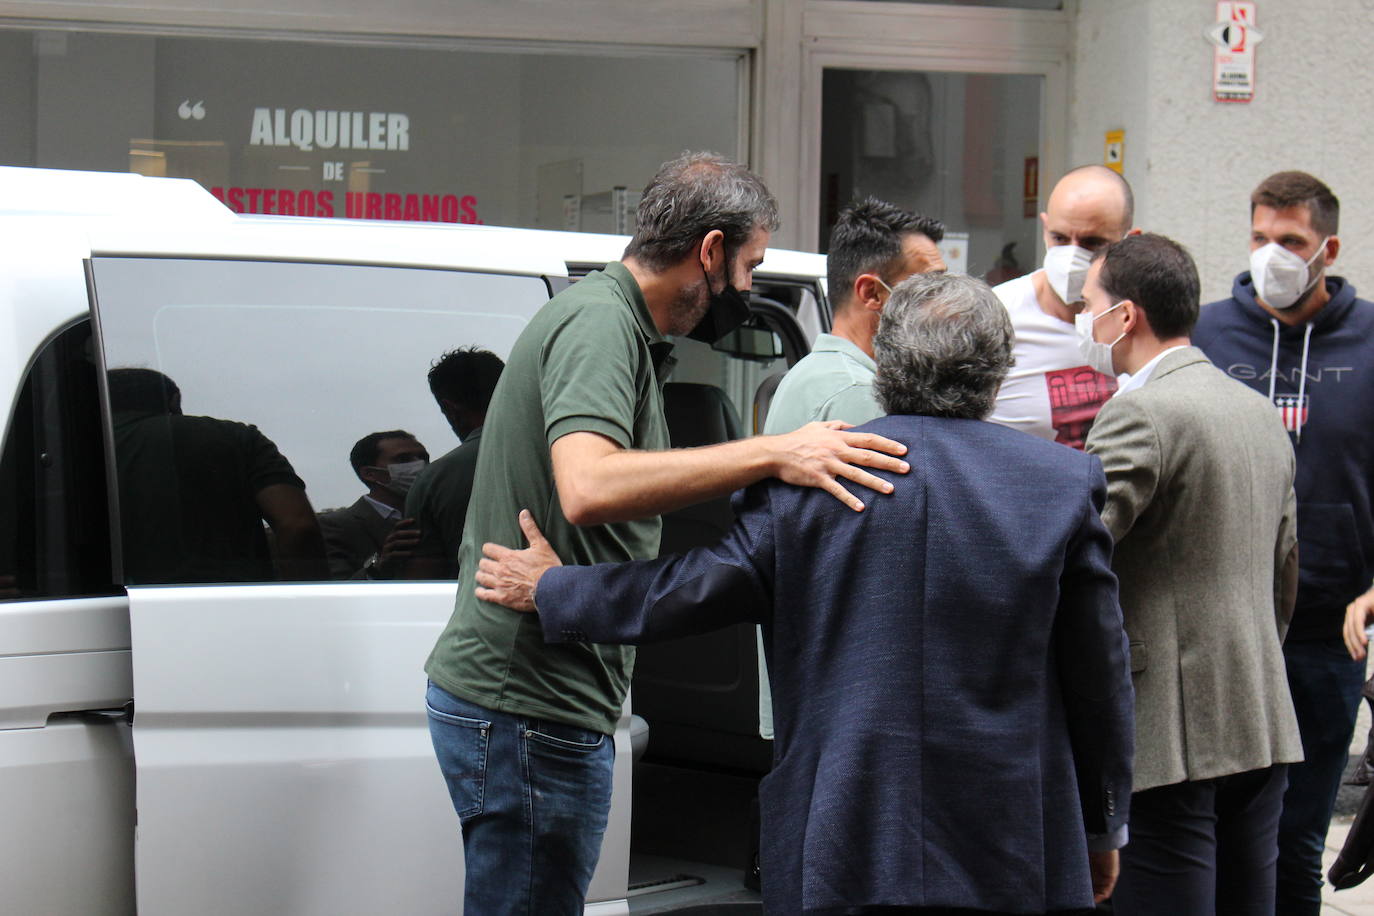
[1193,170,1374,913]
[318,430,429,579]
[989,165,1138,449]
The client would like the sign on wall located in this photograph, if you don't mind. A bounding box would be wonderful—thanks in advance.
[1103,130,1124,173]
[1206,2,1264,103]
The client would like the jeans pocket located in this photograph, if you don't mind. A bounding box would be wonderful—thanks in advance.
[426,694,490,820]
[525,721,607,755]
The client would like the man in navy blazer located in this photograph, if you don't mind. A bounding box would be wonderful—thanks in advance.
[477,273,1135,915]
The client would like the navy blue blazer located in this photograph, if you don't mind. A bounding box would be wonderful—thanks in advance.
[537,414,1134,914]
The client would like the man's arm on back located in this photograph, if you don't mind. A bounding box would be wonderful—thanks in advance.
[477,485,778,645]
[552,424,906,524]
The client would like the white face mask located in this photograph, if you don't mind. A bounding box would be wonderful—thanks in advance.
[1075,301,1127,376]
[1250,238,1328,310]
[378,458,427,495]
[1043,244,1094,305]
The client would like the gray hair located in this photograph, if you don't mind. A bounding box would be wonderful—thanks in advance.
[623,152,780,271]
[872,273,1014,419]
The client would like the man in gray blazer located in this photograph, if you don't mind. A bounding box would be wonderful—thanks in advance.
[1082,233,1303,912]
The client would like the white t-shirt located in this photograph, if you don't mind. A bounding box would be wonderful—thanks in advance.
[988,272,1117,450]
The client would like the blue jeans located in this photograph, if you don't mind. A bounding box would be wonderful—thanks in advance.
[425,682,615,916]
[1275,637,1366,914]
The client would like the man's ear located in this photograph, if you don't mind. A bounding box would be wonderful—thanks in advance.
[1324,235,1341,267]
[853,274,884,313]
[698,229,726,272]
[1120,299,1141,333]
[1126,227,1143,237]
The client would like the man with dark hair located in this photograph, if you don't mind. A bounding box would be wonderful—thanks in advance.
[990,164,1138,449]
[317,429,429,579]
[764,197,945,435]
[1082,234,1302,912]
[475,272,1134,916]
[1194,170,1374,912]
[423,152,910,914]
[107,367,327,584]
[403,347,505,578]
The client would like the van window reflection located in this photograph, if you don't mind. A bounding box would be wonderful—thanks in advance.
[108,368,328,584]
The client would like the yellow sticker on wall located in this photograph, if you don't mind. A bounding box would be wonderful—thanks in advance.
[1104,130,1125,174]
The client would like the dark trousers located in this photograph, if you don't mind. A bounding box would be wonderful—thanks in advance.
[1111,765,1288,915]
[1276,636,1366,914]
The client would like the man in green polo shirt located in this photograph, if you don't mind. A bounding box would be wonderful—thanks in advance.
[424,153,910,915]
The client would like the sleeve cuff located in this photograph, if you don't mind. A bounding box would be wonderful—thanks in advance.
[547,415,632,451]
[1087,824,1128,852]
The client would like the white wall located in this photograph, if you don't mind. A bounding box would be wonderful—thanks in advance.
[1071,0,1374,303]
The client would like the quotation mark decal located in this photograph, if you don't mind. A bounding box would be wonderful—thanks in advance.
[177,100,206,120]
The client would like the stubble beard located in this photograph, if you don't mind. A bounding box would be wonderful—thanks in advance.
[670,278,712,337]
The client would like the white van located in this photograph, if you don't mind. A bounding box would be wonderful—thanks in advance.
[0,167,827,915]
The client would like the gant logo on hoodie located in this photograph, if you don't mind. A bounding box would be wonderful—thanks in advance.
[1274,393,1309,433]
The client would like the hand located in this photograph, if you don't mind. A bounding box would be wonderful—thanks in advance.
[1089,849,1119,903]
[765,421,909,512]
[1343,585,1374,660]
[475,510,562,612]
[375,518,422,576]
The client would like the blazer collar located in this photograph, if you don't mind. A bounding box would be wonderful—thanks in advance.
[1142,345,1210,385]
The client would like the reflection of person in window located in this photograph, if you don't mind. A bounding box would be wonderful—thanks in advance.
[318,430,429,579]
[107,368,327,584]
[403,347,504,579]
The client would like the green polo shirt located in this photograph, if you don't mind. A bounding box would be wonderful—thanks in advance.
[762,332,883,434]
[424,262,672,734]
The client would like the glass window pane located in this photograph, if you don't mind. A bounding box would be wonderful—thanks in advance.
[820,68,1043,285]
[91,257,550,585]
[1,29,743,232]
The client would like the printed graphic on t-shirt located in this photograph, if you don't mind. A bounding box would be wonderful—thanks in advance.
[1274,393,1309,434]
[1045,366,1117,449]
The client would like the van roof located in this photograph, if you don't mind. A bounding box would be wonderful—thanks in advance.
[0,166,825,280]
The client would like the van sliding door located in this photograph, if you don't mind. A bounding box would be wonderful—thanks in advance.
[88,256,559,915]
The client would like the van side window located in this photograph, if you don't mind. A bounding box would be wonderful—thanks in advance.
[0,320,117,600]
[89,258,550,585]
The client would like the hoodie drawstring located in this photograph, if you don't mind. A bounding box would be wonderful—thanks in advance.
[1268,318,1281,404]
[1268,316,1315,443]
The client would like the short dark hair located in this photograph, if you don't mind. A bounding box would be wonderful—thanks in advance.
[107,367,180,414]
[622,152,780,272]
[350,430,418,481]
[873,273,1013,420]
[827,197,945,313]
[1093,233,1200,339]
[1251,170,1339,236]
[427,346,504,413]
[1059,164,1135,232]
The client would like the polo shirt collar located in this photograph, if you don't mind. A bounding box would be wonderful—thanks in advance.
[812,332,877,372]
[604,261,675,375]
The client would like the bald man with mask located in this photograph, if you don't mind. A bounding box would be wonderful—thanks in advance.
[989,165,1139,449]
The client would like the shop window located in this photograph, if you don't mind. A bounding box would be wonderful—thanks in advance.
[0,320,118,601]
[0,28,744,233]
[89,257,550,584]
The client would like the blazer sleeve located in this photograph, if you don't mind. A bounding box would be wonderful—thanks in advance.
[1275,482,1299,639]
[1054,457,1135,843]
[1084,394,1161,543]
[534,482,777,646]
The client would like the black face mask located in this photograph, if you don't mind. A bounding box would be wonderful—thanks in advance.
[687,253,752,343]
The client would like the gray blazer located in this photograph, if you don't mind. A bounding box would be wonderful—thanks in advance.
[1086,346,1302,792]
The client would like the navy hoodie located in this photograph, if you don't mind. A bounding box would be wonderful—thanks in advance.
[1194,273,1374,640]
